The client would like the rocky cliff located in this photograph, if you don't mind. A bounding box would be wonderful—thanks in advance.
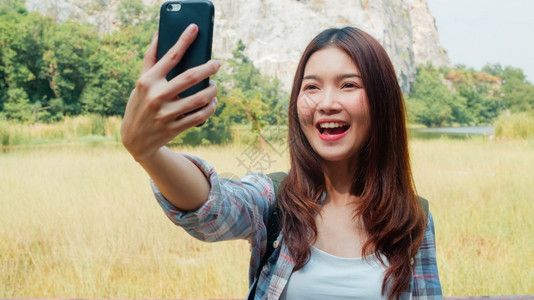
[26,0,450,92]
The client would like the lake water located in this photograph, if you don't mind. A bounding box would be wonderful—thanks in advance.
[409,126,494,139]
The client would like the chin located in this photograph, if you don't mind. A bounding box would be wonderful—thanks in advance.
[316,150,354,164]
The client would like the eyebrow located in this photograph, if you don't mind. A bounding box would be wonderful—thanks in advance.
[302,73,362,81]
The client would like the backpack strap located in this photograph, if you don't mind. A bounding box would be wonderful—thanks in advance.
[248,172,287,300]
[264,172,286,257]
[267,172,287,198]
[418,196,429,220]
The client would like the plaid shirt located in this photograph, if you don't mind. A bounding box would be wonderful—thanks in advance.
[153,154,443,300]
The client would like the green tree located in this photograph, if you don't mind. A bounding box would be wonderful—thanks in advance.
[0,0,26,15]
[407,64,506,127]
[450,66,503,125]
[406,64,459,127]
[80,33,141,115]
[217,40,288,129]
[483,64,534,112]
[0,8,47,114]
[41,20,100,117]
[3,87,35,122]
[79,1,155,116]
[0,5,102,121]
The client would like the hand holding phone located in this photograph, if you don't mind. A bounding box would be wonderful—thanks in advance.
[121,2,219,162]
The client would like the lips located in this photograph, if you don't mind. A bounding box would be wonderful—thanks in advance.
[316,121,350,140]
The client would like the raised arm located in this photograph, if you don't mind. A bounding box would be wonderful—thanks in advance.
[120,24,221,212]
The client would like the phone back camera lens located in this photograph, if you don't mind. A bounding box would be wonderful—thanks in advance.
[167,3,181,12]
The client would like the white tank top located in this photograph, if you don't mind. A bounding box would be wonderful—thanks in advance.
[279,246,388,300]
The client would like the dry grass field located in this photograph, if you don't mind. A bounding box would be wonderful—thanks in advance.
[0,139,532,298]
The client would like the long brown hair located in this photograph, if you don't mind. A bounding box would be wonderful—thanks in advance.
[279,27,426,300]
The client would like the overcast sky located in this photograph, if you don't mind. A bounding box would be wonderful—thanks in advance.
[425,0,534,82]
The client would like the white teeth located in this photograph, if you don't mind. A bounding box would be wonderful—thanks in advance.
[319,122,346,128]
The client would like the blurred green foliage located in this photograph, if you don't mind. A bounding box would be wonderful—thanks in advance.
[0,0,288,145]
[0,0,155,122]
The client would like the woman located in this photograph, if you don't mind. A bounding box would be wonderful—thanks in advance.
[121,25,442,300]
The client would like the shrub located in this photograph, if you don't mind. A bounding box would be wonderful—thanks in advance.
[494,112,534,139]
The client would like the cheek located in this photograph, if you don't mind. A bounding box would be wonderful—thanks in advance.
[297,93,315,127]
[350,93,370,120]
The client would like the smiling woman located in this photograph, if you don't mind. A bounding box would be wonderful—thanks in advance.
[275,27,440,300]
[120,26,442,300]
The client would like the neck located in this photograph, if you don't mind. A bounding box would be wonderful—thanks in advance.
[322,159,356,206]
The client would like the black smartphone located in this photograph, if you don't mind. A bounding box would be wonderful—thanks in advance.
[156,0,214,98]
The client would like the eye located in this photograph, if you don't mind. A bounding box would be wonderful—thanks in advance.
[342,82,360,89]
[303,84,319,91]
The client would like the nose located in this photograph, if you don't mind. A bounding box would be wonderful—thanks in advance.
[316,88,341,114]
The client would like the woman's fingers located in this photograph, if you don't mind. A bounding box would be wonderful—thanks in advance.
[141,31,159,75]
[161,60,222,99]
[170,96,218,131]
[158,81,218,123]
[151,24,199,79]
[136,60,220,123]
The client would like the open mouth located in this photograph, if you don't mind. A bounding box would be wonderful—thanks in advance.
[317,121,350,136]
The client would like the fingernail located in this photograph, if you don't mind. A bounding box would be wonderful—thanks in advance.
[213,97,218,104]
[187,24,198,34]
[214,60,222,68]
[209,80,216,86]
[152,31,158,41]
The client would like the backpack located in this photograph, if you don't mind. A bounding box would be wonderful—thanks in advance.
[248,172,429,299]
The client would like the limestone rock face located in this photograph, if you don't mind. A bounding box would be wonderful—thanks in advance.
[213,0,415,91]
[26,0,450,92]
[25,0,123,33]
[410,0,451,67]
